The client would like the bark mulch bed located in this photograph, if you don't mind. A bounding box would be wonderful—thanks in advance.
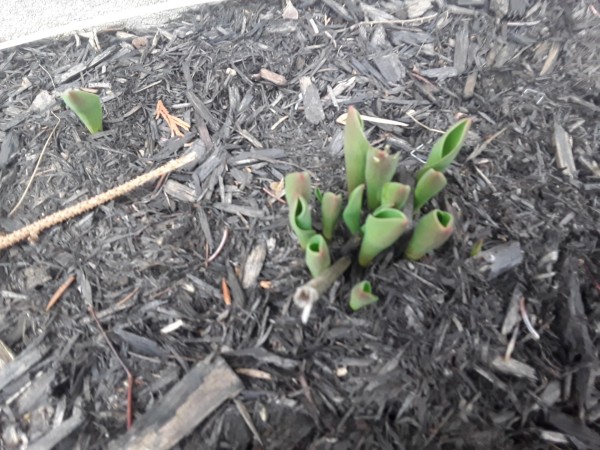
[1,0,600,448]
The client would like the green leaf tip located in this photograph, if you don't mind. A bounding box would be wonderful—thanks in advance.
[365,146,399,211]
[414,168,447,211]
[342,184,365,235]
[380,182,411,210]
[305,234,331,277]
[417,117,472,179]
[344,106,370,193]
[321,192,343,240]
[62,90,103,134]
[405,209,454,260]
[289,196,316,249]
[349,280,379,311]
[285,171,311,205]
[359,208,410,266]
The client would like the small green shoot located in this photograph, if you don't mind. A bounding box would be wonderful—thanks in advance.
[344,106,370,193]
[289,196,316,249]
[417,118,471,179]
[364,146,400,211]
[405,210,454,260]
[380,182,411,210]
[321,192,343,240]
[414,168,447,211]
[342,184,365,235]
[349,280,379,311]
[62,90,103,134]
[359,208,410,267]
[305,234,331,277]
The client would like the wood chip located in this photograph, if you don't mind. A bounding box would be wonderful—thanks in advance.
[299,76,325,125]
[468,241,524,280]
[242,242,267,289]
[406,0,433,19]
[374,53,405,83]
[454,23,469,75]
[282,0,299,20]
[463,71,478,99]
[540,42,561,76]
[164,179,198,203]
[501,285,523,335]
[259,68,287,86]
[491,356,537,381]
[235,367,273,380]
[108,357,243,450]
[554,123,576,178]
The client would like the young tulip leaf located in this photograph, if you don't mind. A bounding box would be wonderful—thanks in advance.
[417,118,472,179]
[289,196,316,249]
[405,209,454,260]
[414,168,447,211]
[344,106,370,193]
[62,90,103,134]
[285,171,311,205]
[315,187,324,203]
[365,146,399,210]
[380,182,411,210]
[305,234,331,277]
[359,208,410,266]
[349,280,379,311]
[321,192,343,240]
[342,184,365,235]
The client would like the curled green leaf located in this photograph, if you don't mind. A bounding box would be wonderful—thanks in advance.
[344,106,370,193]
[321,192,343,240]
[417,118,472,179]
[380,182,411,210]
[405,209,454,260]
[349,280,379,311]
[285,171,311,205]
[365,146,399,211]
[359,208,410,266]
[305,234,331,277]
[414,168,447,211]
[62,90,103,134]
[289,196,316,249]
[342,184,365,235]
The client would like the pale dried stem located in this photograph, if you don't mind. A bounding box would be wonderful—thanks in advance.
[0,151,197,251]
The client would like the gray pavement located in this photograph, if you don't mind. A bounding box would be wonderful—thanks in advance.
[0,0,225,50]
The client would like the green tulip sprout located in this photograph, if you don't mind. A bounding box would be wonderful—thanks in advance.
[62,90,103,134]
[349,281,379,311]
[342,184,365,235]
[321,192,343,240]
[344,106,370,193]
[289,196,316,249]
[380,182,411,210]
[364,146,400,211]
[414,168,447,211]
[305,234,331,277]
[417,118,472,179]
[285,171,312,205]
[359,208,410,267]
[285,108,472,319]
[405,210,455,260]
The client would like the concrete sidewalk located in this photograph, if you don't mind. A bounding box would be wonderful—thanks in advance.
[0,0,225,50]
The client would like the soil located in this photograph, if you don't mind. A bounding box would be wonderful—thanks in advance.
[1,0,600,449]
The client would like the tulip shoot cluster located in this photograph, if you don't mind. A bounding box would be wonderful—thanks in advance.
[285,107,471,312]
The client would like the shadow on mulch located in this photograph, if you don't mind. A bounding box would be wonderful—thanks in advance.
[1,0,599,449]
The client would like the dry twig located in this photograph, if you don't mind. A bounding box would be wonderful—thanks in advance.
[0,151,197,251]
[155,100,190,137]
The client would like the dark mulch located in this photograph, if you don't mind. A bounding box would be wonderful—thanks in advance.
[1,0,600,448]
